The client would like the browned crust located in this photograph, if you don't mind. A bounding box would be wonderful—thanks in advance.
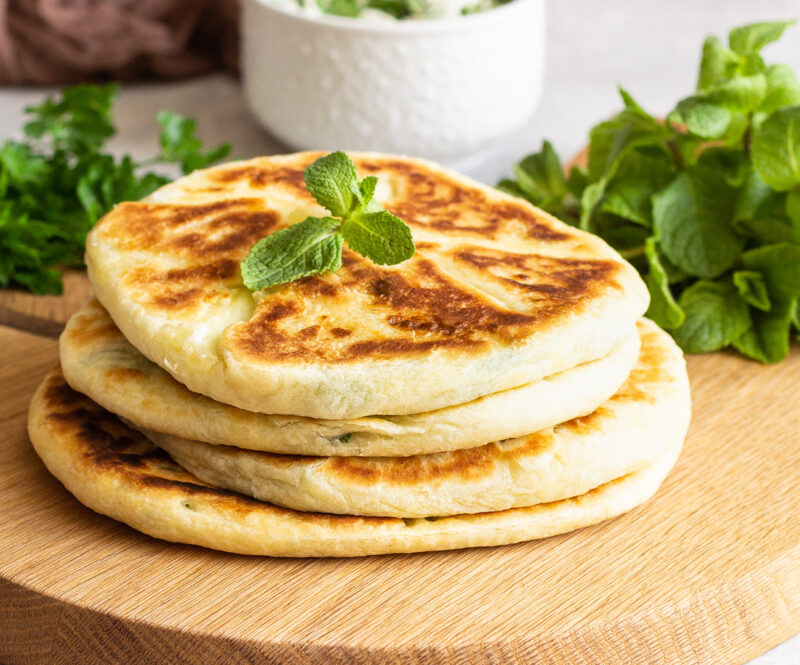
[38,368,397,527]
[91,155,630,363]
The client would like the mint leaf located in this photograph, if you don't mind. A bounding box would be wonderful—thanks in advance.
[600,180,654,227]
[652,169,742,279]
[241,151,415,290]
[787,191,800,230]
[241,217,343,290]
[761,64,800,113]
[706,73,767,112]
[733,166,774,222]
[668,98,731,139]
[729,21,796,55]
[733,270,772,311]
[587,96,665,181]
[644,238,685,329]
[356,176,379,209]
[672,280,751,353]
[753,106,800,191]
[579,179,607,232]
[697,36,739,92]
[742,243,800,299]
[341,210,415,265]
[733,298,794,363]
[303,150,360,217]
[513,140,567,206]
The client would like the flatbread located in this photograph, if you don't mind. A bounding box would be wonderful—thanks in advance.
[138,320,690,517]
[28,367,683,557]
[85,152,649,418]
[61,299,640,457]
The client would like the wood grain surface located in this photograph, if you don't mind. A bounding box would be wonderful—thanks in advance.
[0,323,799,664]
[0,271,93,338]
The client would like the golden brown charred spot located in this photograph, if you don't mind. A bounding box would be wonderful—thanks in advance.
[38,368,399,524]
[557,406,614,435]
[63,319,118,348]
[357,158,570,241]
[104,200,280,260]
[606,328,673,406]
[327,430,555,486]
[330,327,352,338]
[103,367,147,383]
[125,259,240,312]
[210,164,310,198]
[453,249,621,303]
[360,259,534,338]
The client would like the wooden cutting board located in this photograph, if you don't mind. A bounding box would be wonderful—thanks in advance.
[1,288,800,665]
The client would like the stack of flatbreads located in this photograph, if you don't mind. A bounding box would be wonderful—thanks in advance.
[28,152,691,557]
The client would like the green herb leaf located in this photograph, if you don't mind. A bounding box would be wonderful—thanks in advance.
[668,98,731,139]
[24,84,117,153]
[706,73,767,112]
[652,169,742,278]
[513,140,567,208]
[761,64,800,113]
[303,150,360,217]
[729,20,796,55]
[341,210,415,265]
[733,298,794,363]
[0,85,228,294]
[752,106,800,191]
[587,90,666,181]
[241,216,343,290]
[157,111,230,175]
[733,270,772,311]
[672,279,751,353]
[241,151,415,290]
[742,243,800,299]
[644,238,685,329]
[697,36,739,92]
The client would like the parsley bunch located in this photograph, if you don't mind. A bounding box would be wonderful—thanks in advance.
[241,151,415,290]
[0,84,230,295]
[501,20,800,364]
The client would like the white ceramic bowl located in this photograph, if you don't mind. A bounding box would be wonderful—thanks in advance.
[241,0,545,165]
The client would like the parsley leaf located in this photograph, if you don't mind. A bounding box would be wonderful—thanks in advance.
[241,151,415,291]
[157,111,231,175]
[0,84,229,294]
[501,19,800,363]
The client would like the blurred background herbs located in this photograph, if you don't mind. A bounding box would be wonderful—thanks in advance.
[0,84,229,295]
[501,21,800,363]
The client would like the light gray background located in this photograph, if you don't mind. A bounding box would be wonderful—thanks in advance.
[1,1,798,662]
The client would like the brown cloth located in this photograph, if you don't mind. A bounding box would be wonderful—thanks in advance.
[0,0,239,85]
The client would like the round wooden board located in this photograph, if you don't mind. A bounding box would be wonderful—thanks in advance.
[1,325,799,665]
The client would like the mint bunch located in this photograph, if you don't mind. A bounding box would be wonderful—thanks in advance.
[501,20,800,363]
[241,151,415,290]
[0,84,230,295]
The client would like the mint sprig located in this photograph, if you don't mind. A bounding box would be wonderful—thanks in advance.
[501,19,800,364]
[241,151,414,291]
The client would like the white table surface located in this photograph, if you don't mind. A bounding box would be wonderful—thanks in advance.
[1,1,798,662]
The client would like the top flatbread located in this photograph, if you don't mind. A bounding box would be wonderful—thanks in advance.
[86,152,649,418]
